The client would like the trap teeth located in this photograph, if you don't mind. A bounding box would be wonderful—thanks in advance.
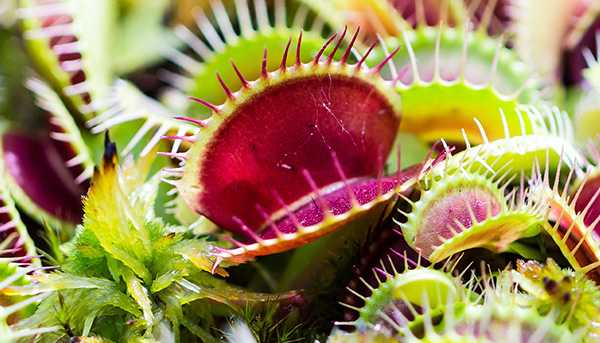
[0,176,37,264]
[529,164,600,284]
[343,267,464,337]
[399,168,543,263]
[18,0,113,119]
[168,30,407,265]
[0,79,91,228]
[88,79,198,157]
[164,0,330,117]
[371,25,541,145]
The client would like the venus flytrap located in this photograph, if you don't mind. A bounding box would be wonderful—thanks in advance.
[373,24,542,145]
[162,29,416,269]
[18,0,115,119]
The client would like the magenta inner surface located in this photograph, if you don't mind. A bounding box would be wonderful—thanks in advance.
[574,174,600,234]
[197,75,400,236]
[2,132,86,224]
[415,187,502,256]
[259,176,399,240]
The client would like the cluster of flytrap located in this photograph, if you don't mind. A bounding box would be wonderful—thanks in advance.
[2,0,600,341]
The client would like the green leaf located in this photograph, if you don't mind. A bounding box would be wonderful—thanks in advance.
[6,272,121,295]
[82,152,152,282]
[124,270,154,329]
[62,225,110,278]
[107,257,155,329]
[15,279,139,338]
